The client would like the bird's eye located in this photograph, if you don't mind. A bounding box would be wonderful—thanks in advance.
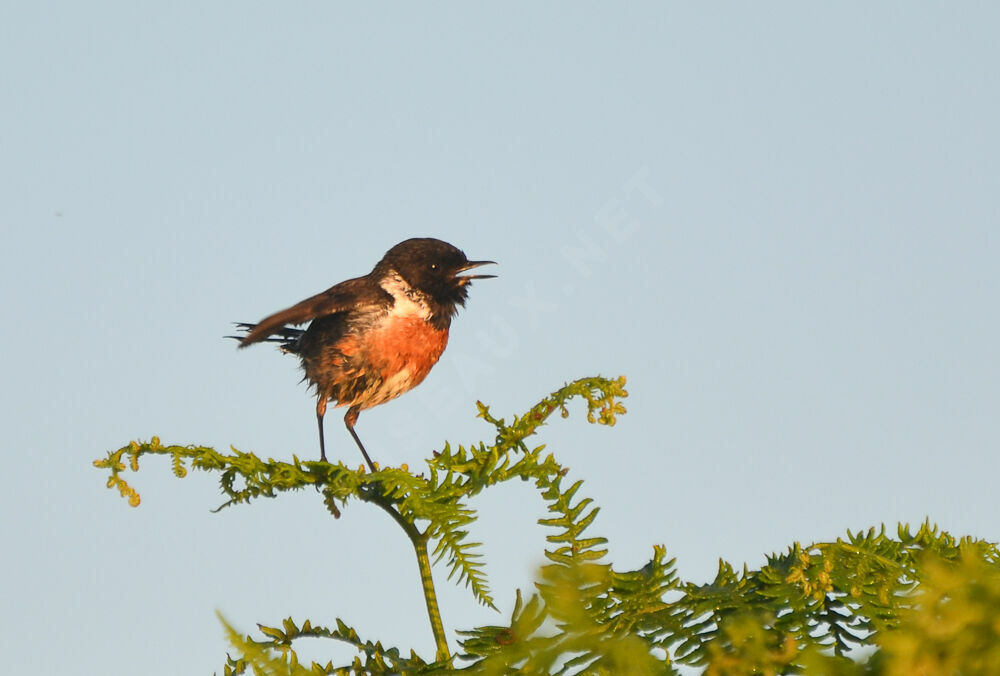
[430,263,438,270]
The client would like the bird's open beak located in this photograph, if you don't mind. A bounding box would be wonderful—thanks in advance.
[455,260,497,283]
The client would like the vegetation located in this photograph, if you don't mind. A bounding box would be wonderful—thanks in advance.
[94,376,1000,674]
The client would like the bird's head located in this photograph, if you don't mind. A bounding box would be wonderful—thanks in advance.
[377,238,496,316]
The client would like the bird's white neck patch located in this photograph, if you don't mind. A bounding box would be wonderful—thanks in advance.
[380,272,432,319]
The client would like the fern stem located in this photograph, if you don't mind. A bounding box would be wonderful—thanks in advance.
[362,489,450,661]
[414,532,450,662]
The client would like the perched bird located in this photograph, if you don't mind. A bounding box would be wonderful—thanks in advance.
[233,238,496,469]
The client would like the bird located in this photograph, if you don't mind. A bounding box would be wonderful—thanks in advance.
[232,237,496,470]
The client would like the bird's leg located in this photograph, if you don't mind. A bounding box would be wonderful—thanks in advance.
[345,406,377,473]
[316,397,328,462]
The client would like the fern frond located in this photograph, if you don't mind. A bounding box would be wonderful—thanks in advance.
[218,613,443,675]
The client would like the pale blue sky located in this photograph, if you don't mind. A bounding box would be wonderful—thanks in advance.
[2,3,998,674]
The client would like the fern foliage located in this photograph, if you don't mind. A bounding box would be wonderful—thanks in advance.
[94,376,1000,674]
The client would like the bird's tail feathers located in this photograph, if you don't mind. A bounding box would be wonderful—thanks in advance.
[227,323,303,353]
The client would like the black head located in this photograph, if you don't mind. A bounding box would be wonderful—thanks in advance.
[375,237,496,314]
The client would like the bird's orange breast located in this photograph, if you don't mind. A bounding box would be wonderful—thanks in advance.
[319,312,449,410]
[371,313,449,379]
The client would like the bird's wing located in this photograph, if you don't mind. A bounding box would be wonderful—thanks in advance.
[239,277,391,347]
